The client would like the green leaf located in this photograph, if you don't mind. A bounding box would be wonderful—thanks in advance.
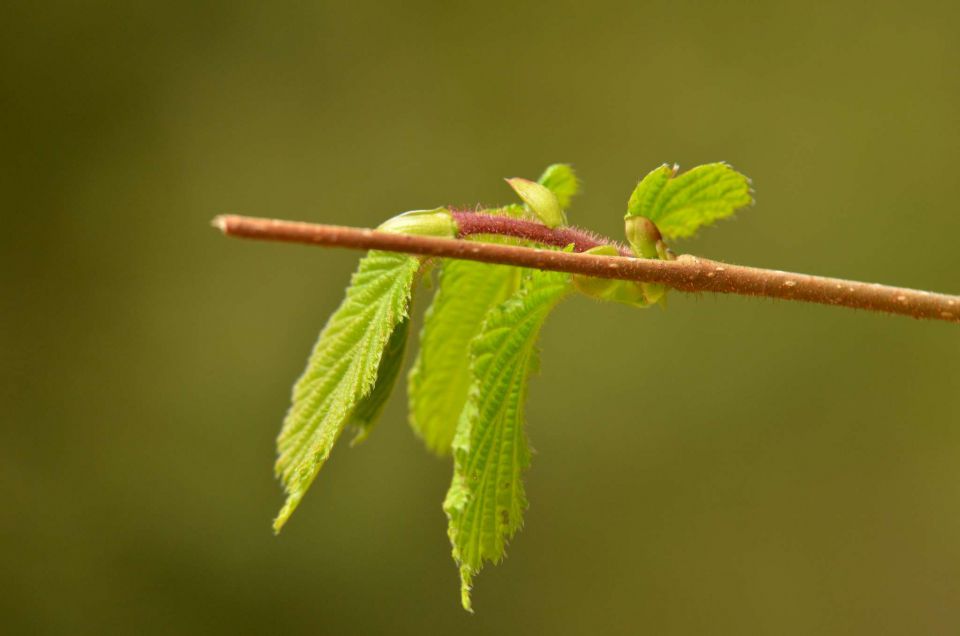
[506,178,566,228]
[626,162,753,240]
[537,163,580,210]
[348,317,410,446]
[274,251,421,532]
[408,261,519,455]
[444,269,571,611]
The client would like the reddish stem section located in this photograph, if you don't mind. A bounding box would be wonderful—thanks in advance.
[213,214,960,324]
[451,211,632,256]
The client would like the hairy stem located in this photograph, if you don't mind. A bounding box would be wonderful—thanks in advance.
[451,210,633,256]
[213,214,960,324]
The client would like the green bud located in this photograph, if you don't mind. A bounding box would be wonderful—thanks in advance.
[624,216,662,259]
[572,246,651,308]
[505,177,566,228]
[378,207,455,237]
[656,240,675,261]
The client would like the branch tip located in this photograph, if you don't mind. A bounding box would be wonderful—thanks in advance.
[211,215,229,233]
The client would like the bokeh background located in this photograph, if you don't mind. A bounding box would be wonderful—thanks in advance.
[3,1,959,633]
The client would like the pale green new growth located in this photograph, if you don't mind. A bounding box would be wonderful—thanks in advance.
[408,261,518,454]
[408,165,578,455]
[537,163,580,210]
[444,269,571,611]
[263,161,753,611]
[626,162,753,239]
[378,207,455,237]
[273,251,421,532]
[506,178,566,228]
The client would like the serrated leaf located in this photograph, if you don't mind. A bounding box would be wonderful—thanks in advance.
[537,163,580,210]
[348,317,410,446]
[274,251,421,532]
[626,162,753,240]
[444,269,571,611]
[408,261,518,455]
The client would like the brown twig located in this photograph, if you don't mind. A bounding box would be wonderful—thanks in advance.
[212,214,960,324]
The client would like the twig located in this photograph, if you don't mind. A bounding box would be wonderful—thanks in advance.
[212,214,960,324]
[450,211,634,256]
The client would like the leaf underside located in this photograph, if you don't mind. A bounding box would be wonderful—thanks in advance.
[626,162,753,240]
[444,269,571,611]
[273,250,420,532]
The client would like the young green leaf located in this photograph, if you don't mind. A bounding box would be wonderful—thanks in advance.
[274,250,421,532]
[444,269,571,611]
[626,162,753,240]
[506,178,566,228]
[348,317,410,446]
[408,260,519,454]
[537,163,580,210]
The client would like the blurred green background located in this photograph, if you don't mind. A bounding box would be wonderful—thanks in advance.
[2,1,959,633]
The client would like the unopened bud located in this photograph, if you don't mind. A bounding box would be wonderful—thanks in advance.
[655,240,675,261]
[378,208,455,237]
[505,178,566,228]
[624,216,662,259]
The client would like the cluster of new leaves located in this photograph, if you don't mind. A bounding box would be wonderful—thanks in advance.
[271,161,752,610]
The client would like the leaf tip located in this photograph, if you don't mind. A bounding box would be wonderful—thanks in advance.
[272,492,301,534]
[505,178,565,228]
[459,566,474,612]
[348,427,371,447]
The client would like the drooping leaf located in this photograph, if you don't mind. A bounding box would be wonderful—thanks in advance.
[349,317,410,446]
[408,261,518,454]
[626,162,753,240]
[274,251,421,532]
[537,163,580,210]
[444,269,571,611]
